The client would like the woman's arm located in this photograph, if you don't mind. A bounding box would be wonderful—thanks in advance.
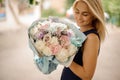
[69,33,100,80]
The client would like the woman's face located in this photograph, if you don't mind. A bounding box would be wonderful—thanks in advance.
[74,1,94,27]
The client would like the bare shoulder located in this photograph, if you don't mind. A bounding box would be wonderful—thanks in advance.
[84,33,100,49]
[83,33,100,62]
[86,33,99,43]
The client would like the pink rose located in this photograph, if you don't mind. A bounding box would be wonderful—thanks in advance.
[59,35,70,48]
[43,33,51,43]
[67,29,75,37]
[49,44,62,55]
[40,24,49,30]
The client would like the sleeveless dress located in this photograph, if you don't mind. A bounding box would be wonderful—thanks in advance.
[61,29,100,80]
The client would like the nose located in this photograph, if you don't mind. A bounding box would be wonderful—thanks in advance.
[78,14,82,20]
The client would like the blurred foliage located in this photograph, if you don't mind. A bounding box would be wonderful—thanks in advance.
[41,0,76,17]
[102,0,120,26]
[65,0,120,26]
[102,0,120,14]
[0,0,3,3]
[65,0,75,9]
[29,0,40,5]
[0,0,2,3]
[29,0,34,5]
[41,8,65,18]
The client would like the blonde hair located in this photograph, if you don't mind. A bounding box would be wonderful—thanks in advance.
[73,0,106,41]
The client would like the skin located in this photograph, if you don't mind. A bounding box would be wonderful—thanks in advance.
[69,1,100,80]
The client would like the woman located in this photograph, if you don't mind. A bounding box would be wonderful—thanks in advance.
[61,0,106,80]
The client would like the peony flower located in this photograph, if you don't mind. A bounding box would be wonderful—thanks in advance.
[67,29,75,37]
[30,27,38,36]
[50,37,59,45]
[35,31,44,39]
[55,27,62,37]
[40,24,49,30]
[55,48,68,63]
[34,40,45,53]
[49,44,62,55]
[39,21,51,29]
[36,24,42,29]
[59,35,70,48]
[42,46,52,56]
[43,33,52,43]
[48,22,67,34]
[68,44,78,56]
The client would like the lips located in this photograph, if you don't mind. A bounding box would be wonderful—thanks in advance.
[76,19,83,23]
[78,21,84,24]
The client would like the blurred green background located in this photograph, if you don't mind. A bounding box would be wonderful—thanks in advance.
[30,0,120,26]
[0,0,120,26]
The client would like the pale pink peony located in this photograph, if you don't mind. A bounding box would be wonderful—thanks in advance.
[38,23,49,30]
[59,35,70,48]
[55,48,68,62]
[68,44,77,56]
[67,29,75,37]
[34,40,45,53]
[43,33,51,43]
[49,44,62,55]
[50,37,59,45]
[42,46,52,56]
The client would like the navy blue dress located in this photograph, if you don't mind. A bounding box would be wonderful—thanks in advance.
[61,29,100,80]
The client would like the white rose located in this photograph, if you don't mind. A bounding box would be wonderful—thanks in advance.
[48,22,67,33]
[36,24,41,29]
[42,46,52,56]
[50,37,59,45]
[42,21,50,26]
[34,40,45,53]
[48,23,57,33]
[58,23,67,30]
[43,33,51,43]
[68,44,77,56]
[55,48,68,63]
[30,27,38,36]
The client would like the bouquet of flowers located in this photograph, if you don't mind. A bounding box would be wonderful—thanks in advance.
[28,17,86,74]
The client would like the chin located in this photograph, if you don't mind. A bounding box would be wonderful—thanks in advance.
[77,22,84,27]
[77,24,84,27]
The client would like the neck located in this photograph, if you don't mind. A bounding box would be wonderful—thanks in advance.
[80,25,94,32]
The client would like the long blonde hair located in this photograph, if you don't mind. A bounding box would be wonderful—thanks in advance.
[73,0,106,41]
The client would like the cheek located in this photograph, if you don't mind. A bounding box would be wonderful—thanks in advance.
[74,14,77,19]
[74,13,79,18]
[74,15,79,22]
[85,17,93,23]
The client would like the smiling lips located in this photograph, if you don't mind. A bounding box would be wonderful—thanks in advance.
[78,20,84,24]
